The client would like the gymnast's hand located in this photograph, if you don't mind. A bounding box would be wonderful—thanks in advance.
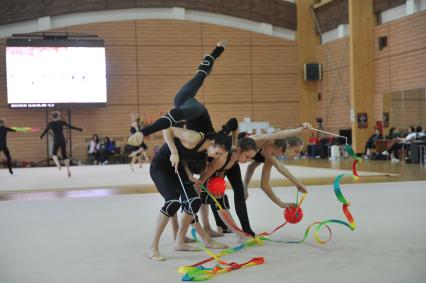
[296,184,307,194]
[279,201,297,209]
[301,122,312,130]
[170,153,180,173]
[189,176,202,191]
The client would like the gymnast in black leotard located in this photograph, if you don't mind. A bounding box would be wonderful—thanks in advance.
[128,114,150,171]
[40,111,83,177]
[198,133,258,239]
[133,40,227,146]
[148,126,230,261]
[0,118,16,175]
[242,124,312,208]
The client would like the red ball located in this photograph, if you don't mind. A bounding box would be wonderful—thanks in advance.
[206,177,226,196]
[284,207,304,224]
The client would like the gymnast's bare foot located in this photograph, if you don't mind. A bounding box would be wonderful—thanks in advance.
[205,227,224,238]
[147,247,166,261]
[204,240,228,249]
[174,242,201,251]
[185,237,196,243]
[217,40,229,48]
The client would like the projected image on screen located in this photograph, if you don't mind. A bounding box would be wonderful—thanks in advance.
[6,43,107,107]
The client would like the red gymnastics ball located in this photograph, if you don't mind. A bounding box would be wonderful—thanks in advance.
[284,207,304,224]
[206,177,226,196]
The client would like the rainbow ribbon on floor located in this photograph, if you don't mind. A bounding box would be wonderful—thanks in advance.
[261,144,358,244]
[11,127,40,133]
[178,185,266,281]
[179,144,359,281]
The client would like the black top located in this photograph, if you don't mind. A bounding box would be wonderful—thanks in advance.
[130,126,148,149]
[173,133,207,158]
[0,126,16,147]
[153,133,208,175]
[185,111,215,134]
[130,126,139,135]
[252,149,265,163]
[40,120,83,141]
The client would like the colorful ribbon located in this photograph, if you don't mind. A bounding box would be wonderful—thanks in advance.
[179,144,359,281]
[178,185,265,281]
[11,127,40,133]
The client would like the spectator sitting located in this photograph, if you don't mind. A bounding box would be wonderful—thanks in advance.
[364,128,383,159]
[385,127,400,139]
[100,137,116,165]
[387,126,425,162]
[88,134,100,165]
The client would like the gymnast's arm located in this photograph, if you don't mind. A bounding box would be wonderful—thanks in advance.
[63,121,83,132]
[252,123,311,143]
[40,123,50,139]
[199,155,226,185]
[243,160,261,199]
[260,160,297,208]
[166,127,203,149]
[267,156,307,194]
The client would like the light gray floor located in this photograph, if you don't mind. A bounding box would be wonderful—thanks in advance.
[0,163,395,192]
[1,181,425,283]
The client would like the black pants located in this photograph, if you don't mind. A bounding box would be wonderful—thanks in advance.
[150,145,200,217]
[53,138,67,159]
[388,142,406,158]
[364,140,375,154]
[0,146,13,173]
[141,46,224,136]
[208,164,255,236]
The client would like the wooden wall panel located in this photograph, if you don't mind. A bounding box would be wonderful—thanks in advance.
[201,24,251,46]
[106,0,137,10]
[138,75,189,105]
[0,20,299,163]
[373,0,406,13]
[204,102,253,130]
[0,76,7,105]
[252,46,298,75]
[373,23,390,60]
[12,0,45,22]
[252,102,300,129]
[75,0,107,12]
[314,0,349,33]
[252,74,299,103]
[202,46,251,75]
[196,0,225,14]
[1,108,55,162]
[389,49,426,90]
[136,20,202,46]
[0,0,14,23]
[251,33,297,47]
[316,37,351,132]
[105,46,137,75]
[45,0,76,16]
[316,38,349,71]
[1,0,297,30]
[389,12,426,56]
[223,0,251,19]
[373,12,426,124]
[106,75,138,105]
[203,75,251,104]
[67,21,136,46]
[138,46,202,76]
